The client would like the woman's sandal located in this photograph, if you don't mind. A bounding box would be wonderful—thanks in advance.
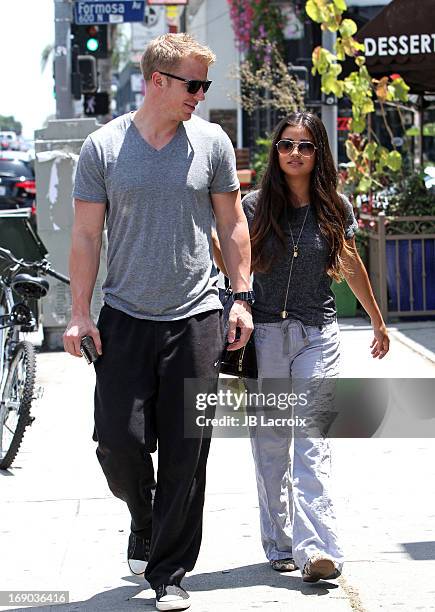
[270,558,298,572]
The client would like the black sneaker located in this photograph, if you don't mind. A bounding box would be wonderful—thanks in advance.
[127,533,150,575]
[155,584,191,611]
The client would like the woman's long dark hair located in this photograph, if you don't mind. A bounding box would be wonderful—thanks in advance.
[250,112,353,280]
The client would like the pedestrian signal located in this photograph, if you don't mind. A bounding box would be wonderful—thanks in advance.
[84,93,110,117]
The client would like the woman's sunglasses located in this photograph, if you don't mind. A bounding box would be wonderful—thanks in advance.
[158,70,212,94]
[276,139,317,158]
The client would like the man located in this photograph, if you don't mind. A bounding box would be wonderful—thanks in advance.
[63,33,253,611]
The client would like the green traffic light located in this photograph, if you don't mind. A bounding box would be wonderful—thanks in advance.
[87,37,99,52]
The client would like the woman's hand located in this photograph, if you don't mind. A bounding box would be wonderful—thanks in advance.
[370,322,389,359]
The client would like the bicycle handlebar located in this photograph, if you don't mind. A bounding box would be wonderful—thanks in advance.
[44,267,70,285]
[0,247,70,285]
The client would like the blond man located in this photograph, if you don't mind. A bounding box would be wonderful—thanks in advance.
[64,34,253,611]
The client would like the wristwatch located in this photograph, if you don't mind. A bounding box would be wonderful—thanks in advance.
[233,291,256,305]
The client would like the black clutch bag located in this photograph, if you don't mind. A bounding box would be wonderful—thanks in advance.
[220,335,258,379]
[218,286,257,379]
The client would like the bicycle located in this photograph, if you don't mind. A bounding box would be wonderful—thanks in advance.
[0,245,69,469]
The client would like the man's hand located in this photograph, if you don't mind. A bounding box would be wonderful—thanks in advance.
[226,300,254,351]
[63,315,102,358]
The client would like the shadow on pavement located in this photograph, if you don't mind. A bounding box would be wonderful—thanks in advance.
[184,562,340,596]
[1,564,341,611]
[401,541,435,560]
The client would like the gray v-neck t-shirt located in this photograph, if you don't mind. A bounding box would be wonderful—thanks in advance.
[73,112,239,320]
[242,190,358,326]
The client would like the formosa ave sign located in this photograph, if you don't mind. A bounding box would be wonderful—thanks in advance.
[364,33,435,57]
[357,0,435,94]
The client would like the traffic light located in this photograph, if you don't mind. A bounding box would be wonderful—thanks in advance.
[71,24,108,59]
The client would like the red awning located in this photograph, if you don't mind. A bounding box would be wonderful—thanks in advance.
[356,0,435,94]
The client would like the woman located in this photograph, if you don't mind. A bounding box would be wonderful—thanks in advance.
[214,111,389,582]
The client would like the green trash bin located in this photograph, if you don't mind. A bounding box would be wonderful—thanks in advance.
[332,279,357,317]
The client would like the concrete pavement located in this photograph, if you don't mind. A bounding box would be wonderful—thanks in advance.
[0,319,435,611]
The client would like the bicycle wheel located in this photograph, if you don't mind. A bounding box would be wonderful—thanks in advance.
[0,341,36,469]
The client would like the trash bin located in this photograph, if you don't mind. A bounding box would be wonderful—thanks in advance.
[332,279,357,317]
[34,118,107,349]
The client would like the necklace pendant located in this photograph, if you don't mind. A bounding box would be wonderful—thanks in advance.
[280,310,288,319]
[293,247,298,258]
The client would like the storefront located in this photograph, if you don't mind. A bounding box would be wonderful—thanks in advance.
[357,0,435,94]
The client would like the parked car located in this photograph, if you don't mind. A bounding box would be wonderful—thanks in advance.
[0,156,36,224]
[0,131,19,151]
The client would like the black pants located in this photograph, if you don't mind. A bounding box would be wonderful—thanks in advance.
[94,304,223,588]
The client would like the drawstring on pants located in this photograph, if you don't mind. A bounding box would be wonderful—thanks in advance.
[281,319,310,356]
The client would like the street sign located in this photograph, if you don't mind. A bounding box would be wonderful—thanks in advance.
[74,1,146,25]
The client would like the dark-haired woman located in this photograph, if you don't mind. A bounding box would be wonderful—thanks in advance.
[214,112,389,582]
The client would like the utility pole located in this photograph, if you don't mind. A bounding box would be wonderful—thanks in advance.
[237,50,243,148]
[54,0,75,118]
[321,30,338,166]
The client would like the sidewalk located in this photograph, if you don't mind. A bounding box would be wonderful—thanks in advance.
[0,319,434,611]
[340,316,435,367]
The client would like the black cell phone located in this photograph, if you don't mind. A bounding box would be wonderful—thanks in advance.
[80,335,99,364]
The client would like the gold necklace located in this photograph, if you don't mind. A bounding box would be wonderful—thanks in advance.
[280,205,310,319]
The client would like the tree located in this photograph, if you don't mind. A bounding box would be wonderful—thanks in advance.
[0,115,22,135]
[306,0,410,193]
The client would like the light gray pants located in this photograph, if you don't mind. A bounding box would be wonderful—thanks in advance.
[249,319,344,573]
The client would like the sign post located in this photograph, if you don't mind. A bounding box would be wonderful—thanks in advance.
[321,30,338,166]
[54,0,75,119]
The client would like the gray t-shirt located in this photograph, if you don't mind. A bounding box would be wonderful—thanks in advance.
[242,190,358,326]
[73,112,239,320]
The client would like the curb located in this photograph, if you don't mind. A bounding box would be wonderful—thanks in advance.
[389,329,435,365]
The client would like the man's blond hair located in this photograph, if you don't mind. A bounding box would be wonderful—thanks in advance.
[140,33,216,81]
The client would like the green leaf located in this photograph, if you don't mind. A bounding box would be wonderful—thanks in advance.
[306,0,323,23]
[389,76,410,102]
[423,123,435,136]
[358,176,372,193]
[386,151,402,172]
[363,142,377,161]
[332,0,347,10]
[335,38,345,61]
[349,116,366,133]
[321,74,344,97]
[345,140,359,162]
[312,46,335,75]
[355,56,365,67]
[361,99,375,114]
[339,18,357,38]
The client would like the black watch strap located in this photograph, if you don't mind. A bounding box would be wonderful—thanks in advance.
[233,291,255,305]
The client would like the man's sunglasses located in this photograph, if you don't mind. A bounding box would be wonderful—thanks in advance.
[276,139,317,158]
[158,71,212,94]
